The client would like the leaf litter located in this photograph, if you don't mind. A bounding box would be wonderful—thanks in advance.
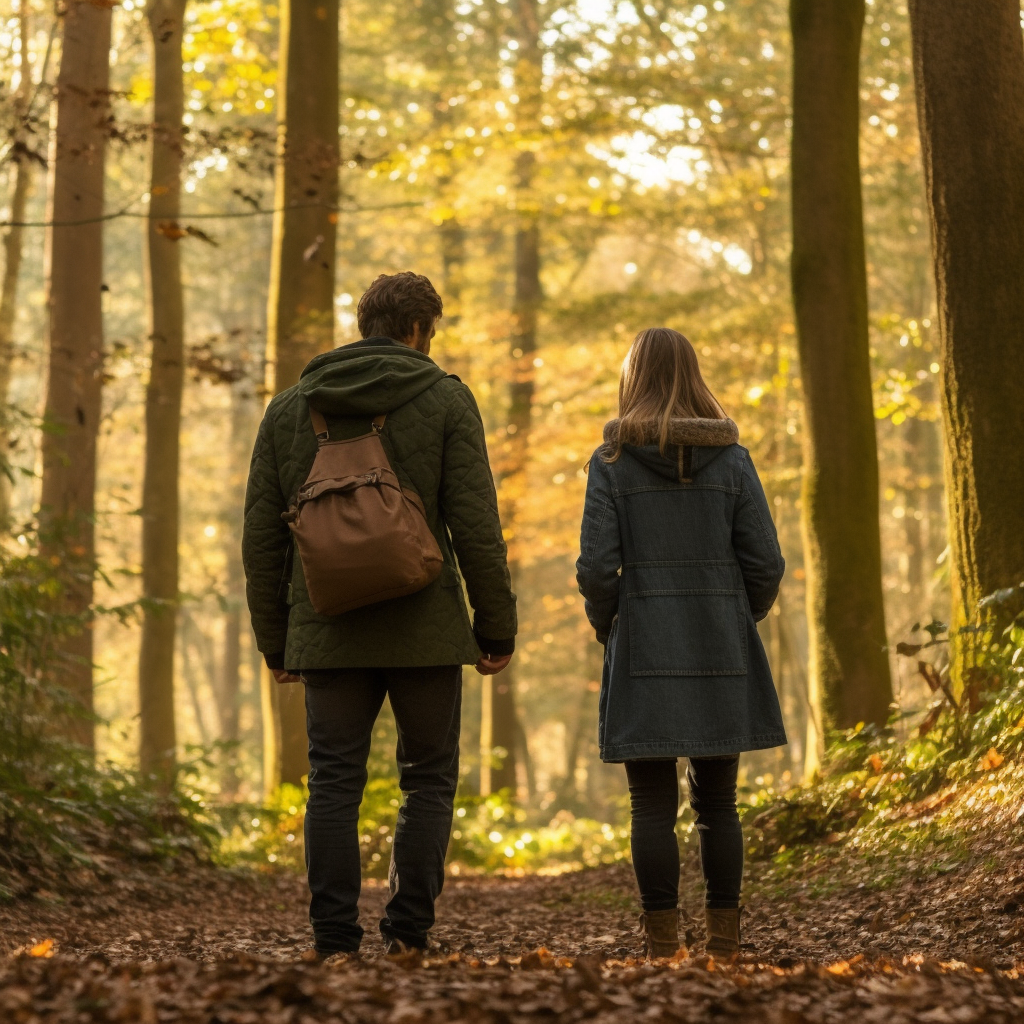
[3,805,1024,1021]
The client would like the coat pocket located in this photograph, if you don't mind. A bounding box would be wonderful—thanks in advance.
[627,589,747,677]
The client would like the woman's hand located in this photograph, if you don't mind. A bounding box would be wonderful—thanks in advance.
[475,654,512,675]
[271,668,302,684]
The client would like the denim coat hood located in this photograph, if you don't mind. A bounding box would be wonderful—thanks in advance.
[577,417,787,761]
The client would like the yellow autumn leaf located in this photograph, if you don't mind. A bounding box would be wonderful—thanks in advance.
[30,938,55,958]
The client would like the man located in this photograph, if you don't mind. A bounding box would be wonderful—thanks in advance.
[243,271,516,956]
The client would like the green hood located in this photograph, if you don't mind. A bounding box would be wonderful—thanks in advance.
[297,338,447,417]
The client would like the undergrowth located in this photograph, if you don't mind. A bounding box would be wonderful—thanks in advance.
[0,536,217,900]
[740,589,1024,875]
[216,782,632,878]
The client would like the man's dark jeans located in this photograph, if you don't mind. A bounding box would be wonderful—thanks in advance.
[302,665,462,953]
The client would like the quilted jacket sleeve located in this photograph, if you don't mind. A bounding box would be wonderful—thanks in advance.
[440,385,517,652]
[732,449,785,621]
[576,454,622,644]
[242,404,291,663]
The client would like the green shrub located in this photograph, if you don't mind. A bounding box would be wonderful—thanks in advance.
[0,536,216,899]
[742,604,1024,863]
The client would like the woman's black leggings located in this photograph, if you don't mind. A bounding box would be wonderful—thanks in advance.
[625,756,742,911]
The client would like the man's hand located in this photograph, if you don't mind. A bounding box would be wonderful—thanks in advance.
[272,668,302,684]
[475,654,512,676]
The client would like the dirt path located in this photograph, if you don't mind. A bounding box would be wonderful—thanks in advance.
[3,829,1024,1022]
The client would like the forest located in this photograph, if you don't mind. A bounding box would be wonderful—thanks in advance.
[2,0,1024,1020]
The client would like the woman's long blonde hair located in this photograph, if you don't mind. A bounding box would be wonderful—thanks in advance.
[603,327,726,463]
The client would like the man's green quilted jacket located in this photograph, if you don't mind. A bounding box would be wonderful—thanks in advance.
[242,338,517,669]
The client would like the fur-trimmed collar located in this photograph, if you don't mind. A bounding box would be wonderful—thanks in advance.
[603,416,739,448]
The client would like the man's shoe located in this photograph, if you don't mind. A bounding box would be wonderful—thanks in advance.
[639,909,682,960]
[704,907,741,958]
[304,946,359,964]
[384,937,426,965]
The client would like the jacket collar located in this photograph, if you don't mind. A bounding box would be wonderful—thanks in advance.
[603,416,739,447]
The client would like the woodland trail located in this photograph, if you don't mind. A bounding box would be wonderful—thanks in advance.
[4,822,1024,1023]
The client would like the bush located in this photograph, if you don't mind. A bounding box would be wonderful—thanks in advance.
[742,603,1024,863]
[221,783,632,878]
[0,536,216,899]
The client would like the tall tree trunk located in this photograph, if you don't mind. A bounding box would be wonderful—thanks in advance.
[440,217,465,323]
[265,0,340,788]
[0,2,34,528]
[137,0,187,786]
[38,0,113,749]
[486,0,542,797]
[908,0,1024,673]
[789,0,893,745]
[218,372,259,796]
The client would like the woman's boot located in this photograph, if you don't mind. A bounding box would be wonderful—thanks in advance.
[704,907,740,957]
[640,909,681,959]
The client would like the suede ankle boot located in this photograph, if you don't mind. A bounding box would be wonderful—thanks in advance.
[640,909,681,959]
[704,907,741,957]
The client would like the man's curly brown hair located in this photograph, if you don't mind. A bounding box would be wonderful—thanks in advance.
[356,272,444,341]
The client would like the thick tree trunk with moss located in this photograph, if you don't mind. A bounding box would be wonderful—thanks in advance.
[908,1,1024,670]
[789,0,893,745]
[137,0,187,786]
[265,0,340,788]
[0,4,33,528]
[38,0,113,750]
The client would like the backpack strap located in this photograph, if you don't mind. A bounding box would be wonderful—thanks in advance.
[309,407,329,442]
[308,403,386,445]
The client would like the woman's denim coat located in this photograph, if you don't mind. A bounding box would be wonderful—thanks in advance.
[577,417,787,762]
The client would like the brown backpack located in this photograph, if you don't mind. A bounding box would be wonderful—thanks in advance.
[282,405,444,616]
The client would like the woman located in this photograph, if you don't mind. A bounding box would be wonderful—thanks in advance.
[576,327,786,960]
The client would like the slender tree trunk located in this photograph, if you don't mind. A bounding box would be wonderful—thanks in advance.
[265,0,340,788]
[789,0,893,744]
[38,0,113,749]
[903,415,925,613]
[137,0,187,786]
[486,0,542,798]
[0,2,34,528]
[908,1,1024,673]
[218,373,258,796]
[440,217,465,323]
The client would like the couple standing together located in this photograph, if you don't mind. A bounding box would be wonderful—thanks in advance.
[242,271,786,961]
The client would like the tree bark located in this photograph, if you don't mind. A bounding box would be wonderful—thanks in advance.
[789,0,893,740]
[0,2,34,528]
[908,0,1024,670]
[38,0,113,750]
[265,0,340,788]
[218,372,258,796]
[137,0,187,786]
[486,0,542,797]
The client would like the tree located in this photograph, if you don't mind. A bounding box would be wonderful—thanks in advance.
[907,0,1024,672]
[789,0,893,748]
[0,1,37,528]
[485,0,543,796]
[265,0,340,788]
[137,0,188,785]
[38,0,114,749]
[219,358,262,797]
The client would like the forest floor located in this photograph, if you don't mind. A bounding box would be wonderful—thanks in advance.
[4,804,1024,1023]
